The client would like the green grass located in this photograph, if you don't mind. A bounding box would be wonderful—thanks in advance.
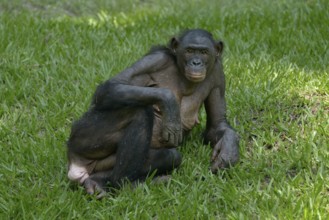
[0,0,328,219]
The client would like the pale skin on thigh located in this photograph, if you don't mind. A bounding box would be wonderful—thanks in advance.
[68,154,116,183]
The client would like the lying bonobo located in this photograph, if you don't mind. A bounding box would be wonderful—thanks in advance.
[67,29,239,198]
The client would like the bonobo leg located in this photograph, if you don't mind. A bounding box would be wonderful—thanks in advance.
[86,148,182,195]
[86,148,182,198]
[109,107,154,186]
[89,106,154,190]
[68,106,182,197]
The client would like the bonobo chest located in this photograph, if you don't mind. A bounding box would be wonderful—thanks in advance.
[180,95,202,130]
[150,67,213,131]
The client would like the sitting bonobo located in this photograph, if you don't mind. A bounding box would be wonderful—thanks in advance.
[67,29,239,198]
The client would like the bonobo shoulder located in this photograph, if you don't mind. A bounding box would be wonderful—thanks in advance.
[110,48,173,85]
[129,47,174,74]
[144,46,174,70]
[148,45,172,57]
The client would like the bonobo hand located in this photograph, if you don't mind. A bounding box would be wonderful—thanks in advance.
[210,130,239,173]
[160,89,182,146]
[162,120,182,146]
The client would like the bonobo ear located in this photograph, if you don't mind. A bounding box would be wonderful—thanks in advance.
[215,41,224,56]
[170,37,179,53]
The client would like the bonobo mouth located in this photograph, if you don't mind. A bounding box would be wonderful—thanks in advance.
[186,72,206,82]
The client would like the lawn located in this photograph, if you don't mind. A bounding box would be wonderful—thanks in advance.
[0,0,328,219]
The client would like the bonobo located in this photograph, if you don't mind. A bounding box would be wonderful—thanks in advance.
[67,29,239,197]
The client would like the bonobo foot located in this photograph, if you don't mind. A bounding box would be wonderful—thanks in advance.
[83,178,107,199]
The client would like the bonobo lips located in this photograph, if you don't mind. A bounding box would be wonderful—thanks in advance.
[187,72,206,82]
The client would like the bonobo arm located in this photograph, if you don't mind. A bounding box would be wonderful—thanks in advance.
[92,53,182,146]
[110,52,171,85]
[204,86,239,172]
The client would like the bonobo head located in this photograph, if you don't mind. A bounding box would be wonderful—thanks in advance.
[170,29,223,83]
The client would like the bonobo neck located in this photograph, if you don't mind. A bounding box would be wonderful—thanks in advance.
[180,77,201,96]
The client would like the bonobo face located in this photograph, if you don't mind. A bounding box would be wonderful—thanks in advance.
[171,30,222,83]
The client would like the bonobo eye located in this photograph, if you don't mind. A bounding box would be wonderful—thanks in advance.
[186,48,194,53]
[200,49,208,55]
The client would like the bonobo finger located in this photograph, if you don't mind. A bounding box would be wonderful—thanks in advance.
[178,131,183,144]
[210,156,225,173]
[162,130,169,142]
[168,132,172,144]
[171,134,175,146]
[174,133,179,146]
[171,133,178,146]
[175,130,183,146]
[167,132,176,146]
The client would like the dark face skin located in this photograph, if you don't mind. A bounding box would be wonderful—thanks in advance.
[171,32,223,83]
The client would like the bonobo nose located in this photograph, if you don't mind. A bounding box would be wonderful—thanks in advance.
[192,60,202,66]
